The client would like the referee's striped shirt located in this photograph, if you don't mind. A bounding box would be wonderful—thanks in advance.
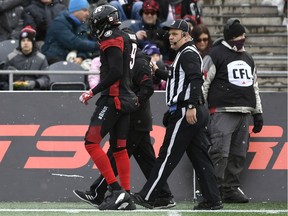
[166,42,203,107]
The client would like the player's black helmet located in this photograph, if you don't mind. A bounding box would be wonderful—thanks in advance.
[89,5,121,41]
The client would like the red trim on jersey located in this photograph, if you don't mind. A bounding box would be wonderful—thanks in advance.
[141,74,150,83]
[100,36,124,52]
[114,96,121,110]
[109,80,120,97]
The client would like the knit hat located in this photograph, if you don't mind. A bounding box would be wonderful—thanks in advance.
[142,43,161,55]
[68,0,89,13]
[139,0,159,16]
[19,26,36,42]
[224,18,246,41]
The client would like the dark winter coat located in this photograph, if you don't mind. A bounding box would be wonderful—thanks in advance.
[41,11,98,63]
[0,0,31,41]
[3,48,50,90]
[23,0,67,41]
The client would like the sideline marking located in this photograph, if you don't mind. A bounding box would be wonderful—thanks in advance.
[0,209,287,213]
[51,173,84,178]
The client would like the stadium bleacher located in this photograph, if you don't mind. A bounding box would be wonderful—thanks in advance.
[200,0,287,91]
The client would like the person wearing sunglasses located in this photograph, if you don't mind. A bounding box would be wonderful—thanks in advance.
[191,24,213,58]
[202,18,263,203]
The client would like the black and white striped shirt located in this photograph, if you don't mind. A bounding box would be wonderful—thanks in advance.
[166,41,204,107]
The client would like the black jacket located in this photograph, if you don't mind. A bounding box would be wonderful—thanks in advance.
[23,0,67,41]
[130,50,154,131]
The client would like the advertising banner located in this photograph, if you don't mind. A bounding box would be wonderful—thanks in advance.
[0,92,286,202]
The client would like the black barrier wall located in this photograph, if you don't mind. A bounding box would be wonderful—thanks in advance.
[0,92,287,202]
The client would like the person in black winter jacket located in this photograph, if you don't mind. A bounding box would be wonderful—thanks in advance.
[0,0,31,42]
[23,0,67,44]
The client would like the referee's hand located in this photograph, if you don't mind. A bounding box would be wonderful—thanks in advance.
[186,108,197,125]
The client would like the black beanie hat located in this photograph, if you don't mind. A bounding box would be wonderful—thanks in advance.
[223,19,245,41]
[19,26,36,42]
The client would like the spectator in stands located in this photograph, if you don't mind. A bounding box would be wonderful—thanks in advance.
[89,0,143,21]
[157,0,202,24]
[89,0,109,9]
[142,42,166,90]
[129,0,171,61]
[191,24,213,58]
[183,14,197,32]
[202,18,263,203]
[41,0,99,65]
[3,26,50,90]
[108,0,144,21]
[23,0,67,48]
[0,0,31,42]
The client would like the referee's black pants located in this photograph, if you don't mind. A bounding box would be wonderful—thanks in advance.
[139,105,221,203]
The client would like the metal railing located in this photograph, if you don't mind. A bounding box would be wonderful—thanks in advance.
[0,69,287,91]
[0,70,91,91]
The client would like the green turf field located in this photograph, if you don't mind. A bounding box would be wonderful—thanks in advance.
[0,202,287,216]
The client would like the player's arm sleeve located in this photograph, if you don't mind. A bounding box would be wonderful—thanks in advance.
[91,46,123,95]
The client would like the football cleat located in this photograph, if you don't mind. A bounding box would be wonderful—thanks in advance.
[73,190,104,207]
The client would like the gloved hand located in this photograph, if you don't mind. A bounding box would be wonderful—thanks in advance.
[162,110,170,127]
[252,113,263,133]
[13,80,36,90]
[79,89,94,105]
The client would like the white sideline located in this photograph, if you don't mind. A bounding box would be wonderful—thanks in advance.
[0,209,287,213]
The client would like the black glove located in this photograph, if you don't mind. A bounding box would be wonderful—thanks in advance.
[162,110,170,127]
[252,113,263,133]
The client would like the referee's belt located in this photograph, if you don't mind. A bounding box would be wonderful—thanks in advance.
[168,100,204,112]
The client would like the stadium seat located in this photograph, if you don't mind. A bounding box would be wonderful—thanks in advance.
[0,39,18,62]
[48,61,87,90]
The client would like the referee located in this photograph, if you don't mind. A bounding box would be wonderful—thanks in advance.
[132,19,223,210]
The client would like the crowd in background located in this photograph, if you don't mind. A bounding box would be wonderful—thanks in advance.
[0,0,215,91]
[0,0,287,90]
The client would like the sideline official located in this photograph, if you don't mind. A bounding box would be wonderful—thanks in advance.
[132,19,223,210]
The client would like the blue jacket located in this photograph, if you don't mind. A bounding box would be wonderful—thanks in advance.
[42,11,98,63]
